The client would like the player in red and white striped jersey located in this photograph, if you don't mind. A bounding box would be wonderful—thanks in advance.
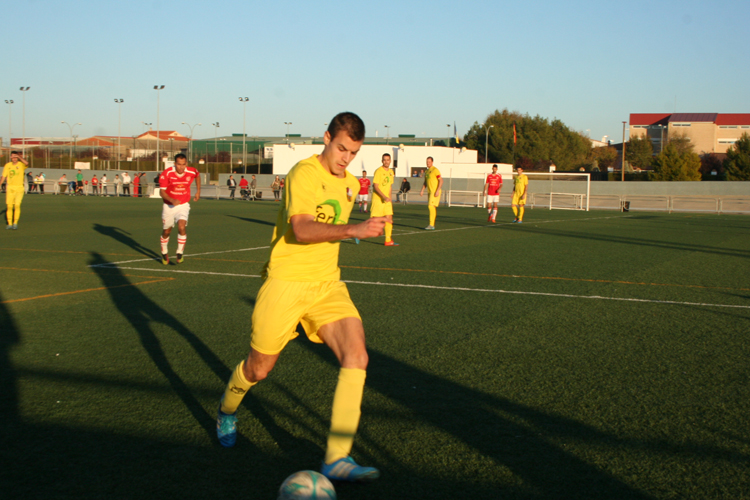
[484,164,503,223]
[158,154,201,264]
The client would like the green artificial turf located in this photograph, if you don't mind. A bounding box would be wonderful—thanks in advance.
[1,195,749,499]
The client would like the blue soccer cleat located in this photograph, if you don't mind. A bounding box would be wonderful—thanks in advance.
[321,456,380,483]
[216,407,237,447]
[354,238,360,245]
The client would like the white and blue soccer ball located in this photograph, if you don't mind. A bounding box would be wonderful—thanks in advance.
[277,470,336,500]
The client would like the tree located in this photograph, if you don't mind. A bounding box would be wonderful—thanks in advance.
[589,146,618,171]
[463,109,591,170]
[724,133,750,180]
[625,136,653,170]
[651,142,701,181]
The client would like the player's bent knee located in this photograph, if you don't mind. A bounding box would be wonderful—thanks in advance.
[341,348,369,370]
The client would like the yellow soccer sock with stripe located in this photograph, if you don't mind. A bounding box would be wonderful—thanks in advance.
[428,205,436,226]
[512,206,518,217]
[6,205,12,225]
[325,368,366,464]
[12,204,20,224]
[220,361,257,414]
[385,222,393,242]
[519,207,525,221]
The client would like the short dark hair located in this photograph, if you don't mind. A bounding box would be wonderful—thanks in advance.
[327,112,365,142]
[174,153,187,161]
[382,153,391,159]
[427,156,434,161]
[492,164,498,168]
[11,150,21,155]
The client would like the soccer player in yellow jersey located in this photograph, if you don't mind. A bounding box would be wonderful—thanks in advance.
[217,112,386,483]
[511,166,529,223]
[371,153,398,246]
[419,156,443,230]
[1,151,29,230]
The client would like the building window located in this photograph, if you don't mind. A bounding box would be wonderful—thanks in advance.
[719,125,738,129]
[718,139,737,144]
[672,123,691,127]
[741,125,750,129]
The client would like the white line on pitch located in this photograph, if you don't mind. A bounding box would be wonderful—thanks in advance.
[100,267,750,310]
[89,245,270,267]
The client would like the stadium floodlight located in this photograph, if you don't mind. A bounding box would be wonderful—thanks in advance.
[114,99,124,170]
[284,121,292,143]
[20,87,30,149]
[484,124,494,163]
[212,122,220,162]
[154,85,165,168]
[4,100,12,148]
[384,125,390,144]
[61,121,82,168]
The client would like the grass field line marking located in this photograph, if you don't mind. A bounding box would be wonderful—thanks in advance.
[108,266,262,278]
[90,245,270,267]
[0,247,148,257]
[0,279,175,304]
[389,214,631,237]
[338,265,750,292]
[341,280,750,310]
[99,266,750,310]
[0,266,177,280]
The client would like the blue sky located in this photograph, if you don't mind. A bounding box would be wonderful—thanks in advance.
[4,0,749,144]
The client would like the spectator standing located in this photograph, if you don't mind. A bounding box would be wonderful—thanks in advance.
[91,175,99,196]
[132,172,140,197]
[122,172,131,196]
[101,174,108,196]
[227,175,237,199]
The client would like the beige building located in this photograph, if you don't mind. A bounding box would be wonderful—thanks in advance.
[629,113,750,154]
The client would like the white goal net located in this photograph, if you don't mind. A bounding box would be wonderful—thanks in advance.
[447,190,484,207]
[523,172,590,211]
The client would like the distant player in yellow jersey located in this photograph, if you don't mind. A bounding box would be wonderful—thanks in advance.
[419,156,443,230]
[511,166,528,223]
[371,153,398,246]
[1,151,29,230]
[216,112,386,483]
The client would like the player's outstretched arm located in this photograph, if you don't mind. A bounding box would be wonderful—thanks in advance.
[292,214,386,243]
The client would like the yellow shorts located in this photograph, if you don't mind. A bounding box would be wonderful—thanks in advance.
[5,186,24,205]
[370,200,393,217]
[428,191,440,207]
[250,278,361,355]
[512,192,526,206]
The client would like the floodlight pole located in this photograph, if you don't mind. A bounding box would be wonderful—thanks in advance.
[621,121,627,182]
[212,122,219,162]
[239,98,249,170]
[114,99,123,170]
[4,100,12,149]
[20,87,29,151]
[284,121,292,144]
[485,124,494,163]
[154,85,165,169]
[61,121,82,168]
[384,125,390,145]
[182,122,201,163]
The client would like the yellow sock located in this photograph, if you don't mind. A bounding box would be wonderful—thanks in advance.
[385,222,392,242]
[512,206,518,217]
[325,368,366,464]
[428,205,436,226]
[5,205,11,225]
[220,361,256,414]
[519,207,525,221]
[13,204,20,224]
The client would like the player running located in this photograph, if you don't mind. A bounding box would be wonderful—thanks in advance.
[1,151,29,230]
[371,153,398,246]
[511,166,528,223]
[216,112,385,483]
[484,164,503,223]
[357,170,371,213]
[419,157,442,230]
[158,153,200,264]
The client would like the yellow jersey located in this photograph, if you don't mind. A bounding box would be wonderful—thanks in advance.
[2,162,27,188]
[514,173,528,194]
[264,155,359,282]
[371,166,394,203]
[425,166,442,194]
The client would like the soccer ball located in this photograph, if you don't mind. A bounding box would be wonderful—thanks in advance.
[277,470,336,500]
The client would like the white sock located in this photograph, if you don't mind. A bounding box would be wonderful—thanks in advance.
[160,236,169,254]
[177,235,186,254]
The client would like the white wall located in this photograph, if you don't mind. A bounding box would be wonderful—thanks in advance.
[272,143,484,178]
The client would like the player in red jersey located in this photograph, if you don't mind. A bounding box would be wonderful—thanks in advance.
[484,164,503,223]
[158,154,201,264]
[357,171,371,213]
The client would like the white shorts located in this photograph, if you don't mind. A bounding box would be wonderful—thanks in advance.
[162,202,191,230]
[486,195,500,204]
[357,194,369,202]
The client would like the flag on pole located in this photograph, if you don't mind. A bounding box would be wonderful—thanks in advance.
[454,122,460,145]
[513,122,517,145]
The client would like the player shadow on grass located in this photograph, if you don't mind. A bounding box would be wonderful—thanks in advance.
[294,340,749,499]
[0,291,20,427]
[92,223,161,259]
[225,214,277,227]
[88,252,231,437]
